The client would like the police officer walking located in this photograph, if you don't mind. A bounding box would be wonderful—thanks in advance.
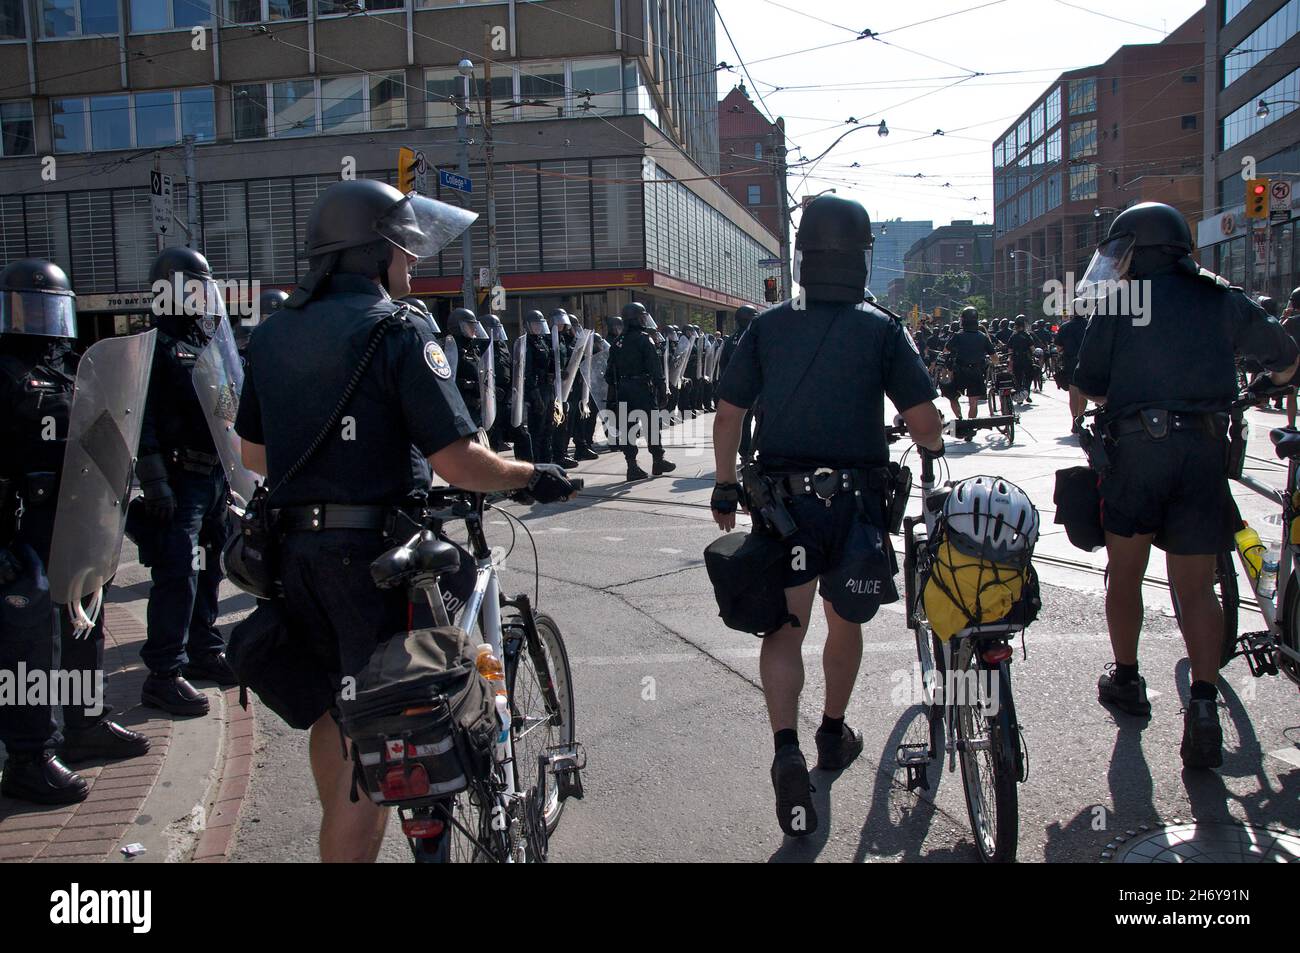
[1055,304,1090,422]
[711,196,943,837]
[136,247,239,717]
[0,260,153,804]
[942,306,996,423]
[606,303,676,481]
[1008,316,1036,404]
[448,307,490,429]
[233,179,576,862]
[521,310,556,464]
[1073,202,1298,770]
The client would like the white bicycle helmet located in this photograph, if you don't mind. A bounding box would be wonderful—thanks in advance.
[943,475,1039,564]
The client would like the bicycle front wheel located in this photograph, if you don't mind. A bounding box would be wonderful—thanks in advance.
[954,643,1019,863]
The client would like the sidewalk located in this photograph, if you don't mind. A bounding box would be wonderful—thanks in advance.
[0,604,253,863]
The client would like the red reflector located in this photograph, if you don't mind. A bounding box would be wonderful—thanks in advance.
[982,645,1014,665]
[380,764,431,800]
[401,817,445,839]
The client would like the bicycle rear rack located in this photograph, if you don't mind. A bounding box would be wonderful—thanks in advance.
[1234,631,1280,678]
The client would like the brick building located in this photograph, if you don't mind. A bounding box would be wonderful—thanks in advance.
[903,219,993,318]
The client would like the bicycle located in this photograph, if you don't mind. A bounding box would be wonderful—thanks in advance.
[984,354,1018,444]
[369,483,585,863]
[893,438,1030,863]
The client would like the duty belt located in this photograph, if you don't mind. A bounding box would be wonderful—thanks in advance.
[275,504,390,533]
[1107,410,1227,441]
[167,448,221,473]
[777,467,891,503]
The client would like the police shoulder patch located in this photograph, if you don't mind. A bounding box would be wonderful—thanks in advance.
[424,340,452,379]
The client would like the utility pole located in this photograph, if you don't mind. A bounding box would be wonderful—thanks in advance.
[484,28,500,316]
[776,134,792,300]
[457,58,474,309]
[183,134,198,250]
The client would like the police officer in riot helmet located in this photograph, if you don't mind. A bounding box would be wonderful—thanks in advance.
[549,311,580,468]
[712,194,943,837]
[134,246,239,716]
[400,296,441,335]
[942,305,996,425]
[482,314,512,451]
[606,302,675,480]
[0,260,152,804]
[1073,201,1298,770]
[449,307,490,429]
[240,288,289,355]
[605,314,624,344]
[1008,315,1036,404]
[520,309,556,464]
[233,178,575,862]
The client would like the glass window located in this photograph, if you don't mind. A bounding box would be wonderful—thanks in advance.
[320,75,364,133]
[369,72,406,130]
[570,57,622,117]
[754,141,763,160]
[130,0,169,30]
[424,69,463,128]
[1225,0,1300,88]
[1032,142,1046,176]
[1068,77,1096,114]
[1031,102,1045,142]
[1,0,26,39]
[363,0,403,8]
[519,62,565,121]
[1032,182,1045,220]
[1016,117,1030,152]
[1222,67,1300,150]
[224,0,259,21]
[1046,127,1062,164]
[266,0,306,19]
[747,184,761,205]
[1069,163,1098,201]
[315,0,347,12]
[272,79,315,137]
[1046,86,1061,129]
[52,97,87,152]
[1047,172,1061,211]
[174,0,209,27]
[181,87,215,141]
[1,101,34,156]
[90,95,130,150]
[1224,0,1251,24]
[134,91,176,146]
[41,0,77,36]
[1069,119,1097,158]
[80,0,117,32]
[233,83,268,139]
[994,139,1004,168]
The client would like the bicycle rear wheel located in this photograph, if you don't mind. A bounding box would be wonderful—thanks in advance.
[954,642,1019,863]
[504,610,575,834]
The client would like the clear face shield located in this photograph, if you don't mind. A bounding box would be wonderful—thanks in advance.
[459,318,489,340]
[171,277,229,335]
[1076,234,1135,306]
[641,313,658,331]
[376,194,478,260]
[526,316,550,336]
[0,291,77,338]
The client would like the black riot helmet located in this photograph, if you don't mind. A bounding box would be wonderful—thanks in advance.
[735,305,758,331]
[1289,287,1300,309]
[551,310,573,332]
[450,306,487,340]
[149,246,225,326]
[525,309,549,336]
[400,295,440,334]
[1258,296,1281,319]
[257,288,288,321]
[1082,201,1194,287]
[149,245,213,284]
[0,258,77,339]
[606,315,624,337]
[289,179,476,308]
[622,301,656,331]
[960,306,979,331]
[794,195,873,303]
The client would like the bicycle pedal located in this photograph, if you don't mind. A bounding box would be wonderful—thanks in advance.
[896,743,933,792]
[546,742,586,802]
[1238,632,1280,678]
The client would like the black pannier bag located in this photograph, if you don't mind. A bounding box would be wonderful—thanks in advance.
[704,531,799,637]
[1053,466,1105,553]
[337,626,498,807]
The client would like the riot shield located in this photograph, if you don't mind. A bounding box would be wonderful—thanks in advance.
[478,343,496,432]
[550,326,563,404]
[589,335,609,406]
[192,316,262,507]
[670,343,690,389]
[510,335,527,429]
[47,331,157,627]
[662,342,670,389]
[559,329,591,402]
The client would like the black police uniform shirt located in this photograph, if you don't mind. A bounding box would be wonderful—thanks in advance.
[718,300,936,470]
[1008,330,1035,359]
[607,329,664,397]
[234,274,477,508]
[1073,267,1299,419]
[141,313,219,460]
[945,330,996,369]
[524,334,553,398]
[0,337,76,523]
[1054,317,1087,363]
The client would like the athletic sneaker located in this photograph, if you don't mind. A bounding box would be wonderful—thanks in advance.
[1180,699,1224,770]
[770,745,817,837]
[1097,666,1151,717]
[814,723,864,771]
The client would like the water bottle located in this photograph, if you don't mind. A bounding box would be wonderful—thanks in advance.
[476,645,510,743]
[1258,546,1280,600]
[1235,525,1264,581]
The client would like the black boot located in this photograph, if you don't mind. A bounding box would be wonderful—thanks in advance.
[142,671,210,716]
[1,751,89,805]
[181,651,238,687]
[652,456,676,476]
[62,721,152,764]
[626,460,649,481]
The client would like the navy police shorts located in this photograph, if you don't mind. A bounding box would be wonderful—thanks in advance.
[781,493,899,623]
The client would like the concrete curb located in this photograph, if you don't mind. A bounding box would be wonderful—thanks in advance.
[192,686,254,863]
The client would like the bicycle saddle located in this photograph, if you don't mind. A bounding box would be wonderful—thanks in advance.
[1271,427,1300,460]
[370,533,463,590]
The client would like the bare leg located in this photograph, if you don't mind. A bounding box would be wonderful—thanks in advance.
[310,712,389,863]
[1103,531,1154,666]
[760,580,819,733]
[821,597,863,719]
[1166,553,1223,686]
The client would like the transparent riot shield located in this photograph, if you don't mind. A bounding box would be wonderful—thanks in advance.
[191,316,261,507]
[510,335,527,429]
[47,330,157,629]
[589,336,609,407]
[559,329,591,402]
[478,343,496,432]
[551,326,563,404]
[671,345,690,389]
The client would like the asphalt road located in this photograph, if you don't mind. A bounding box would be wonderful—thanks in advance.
[226,385,1300,863]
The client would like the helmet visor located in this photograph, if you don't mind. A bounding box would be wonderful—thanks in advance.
[1077,234,1135,300]
[460,318,489,339]
[526,316,550,335]
[377,194,477,260]
[641,313,658,331]
[0,291,77,338]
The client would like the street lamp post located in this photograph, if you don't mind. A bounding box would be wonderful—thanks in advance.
[456,58,475,310]
[1256,98,1300,120]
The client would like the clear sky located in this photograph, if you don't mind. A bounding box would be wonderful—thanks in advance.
[714,0,1207,228]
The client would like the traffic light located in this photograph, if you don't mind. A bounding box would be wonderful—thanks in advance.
[764,277,779,302]
[397,146,417,195]
[1247,177,1271,220]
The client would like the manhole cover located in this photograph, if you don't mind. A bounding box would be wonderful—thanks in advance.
[1102,822,1300,863]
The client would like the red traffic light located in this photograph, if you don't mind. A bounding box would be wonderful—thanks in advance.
[1254,183,1267,195]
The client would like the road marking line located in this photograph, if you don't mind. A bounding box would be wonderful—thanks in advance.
[658,548,682,554]
[551,527,571,533]
[1268,747,1300,770]
[604,536,625,542]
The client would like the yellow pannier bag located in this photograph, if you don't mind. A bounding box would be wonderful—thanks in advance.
[922,539,1027,642]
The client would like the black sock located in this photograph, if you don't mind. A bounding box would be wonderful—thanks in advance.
[1113,662,1139,686]
[1190,680,1218,702]
[774,728,798,752]
[819,714,844,736]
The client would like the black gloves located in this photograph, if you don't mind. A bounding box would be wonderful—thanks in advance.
[711,481,742,514]
[514,464,577,505]
[0,547,21,587]
[137,454,176,524]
